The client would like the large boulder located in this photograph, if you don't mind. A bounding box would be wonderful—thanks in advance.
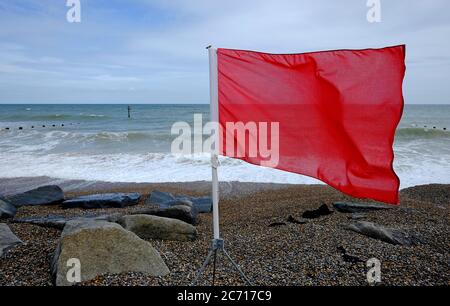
[51,220,169,286]
[62,193,141,209]
[118,214,197,242]
[0,199,17,219]
[0,223,23,257]
[147,190,212,213]
[345,221,423,246]
[7,185,64,207]
[333,202,392,213]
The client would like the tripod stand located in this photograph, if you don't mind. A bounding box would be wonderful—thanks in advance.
[191,238,253,286]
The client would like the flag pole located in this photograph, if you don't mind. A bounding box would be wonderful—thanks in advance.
[190,46,253,286]
[208,45,220,241]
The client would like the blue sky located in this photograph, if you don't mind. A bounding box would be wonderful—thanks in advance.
[0,0,449,104]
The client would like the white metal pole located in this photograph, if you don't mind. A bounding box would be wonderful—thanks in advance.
[208,46,220,240]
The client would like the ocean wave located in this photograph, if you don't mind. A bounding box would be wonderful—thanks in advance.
[0,150,448,188]
[396,127,449,139]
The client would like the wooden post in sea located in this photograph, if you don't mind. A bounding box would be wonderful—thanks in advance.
[128,105,131,119]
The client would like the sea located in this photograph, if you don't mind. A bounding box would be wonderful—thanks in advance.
[0,104,449,188]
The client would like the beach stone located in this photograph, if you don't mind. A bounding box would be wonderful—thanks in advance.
[287,215,308,224]
[345,221,423,246]
[147,190,212,213]
[0,198,17,219]
[51,220,169,286]
[268,222,287,227]
[337,246,364,263]
[333,201,392,213]
[302,203,333,219]
[62,192,141,209]
[348,213,368,220]
[149,205,199,225]
[13,214,117,230]
[0,223,23,257]
[118,214,197,241]
[7,185,64,207]
[148,190,175,204]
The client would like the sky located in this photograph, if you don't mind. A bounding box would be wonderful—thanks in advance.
[0,0,449,104]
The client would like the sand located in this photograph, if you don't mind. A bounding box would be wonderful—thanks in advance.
[0,179,449,286]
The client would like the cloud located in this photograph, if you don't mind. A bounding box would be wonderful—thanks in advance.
[0,0,449,103]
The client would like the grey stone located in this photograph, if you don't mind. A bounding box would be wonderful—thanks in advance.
[333,202,392,213]
[13,214,118,230]
[7,185,64,207]
[148,205,199,225]
[0,199,17,219]
[0,223,23,256]
[146,190,212,213]
[345,221,423,246]
[348,213,368,220]
[118,214,198,242]
[62,193,141,209]
[51,220,169,286]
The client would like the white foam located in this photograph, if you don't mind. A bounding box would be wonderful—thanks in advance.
[0,149,448,188]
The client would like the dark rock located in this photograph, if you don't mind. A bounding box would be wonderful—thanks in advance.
[148,190,174,204]
[302,203,333,219]
[348,213,367,220]
[146,190,212,213]
[62,193,141,209]
[269,222,286,227]
[7,185,64,207]
[345,221,424,246]
[0,199,17,219]
[287,215,308,224]
[337,246,364,263]
[148,205,199,225]
[164,199,194,208]
[333,201,392,213]
[0,223,23,256]
[13,214,116,230]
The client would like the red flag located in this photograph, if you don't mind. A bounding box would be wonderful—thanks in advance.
[217,45,406,204]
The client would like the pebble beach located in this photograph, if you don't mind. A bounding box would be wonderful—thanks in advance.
[1,179,448,286]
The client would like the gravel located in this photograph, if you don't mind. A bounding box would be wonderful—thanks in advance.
[1,183,449,286]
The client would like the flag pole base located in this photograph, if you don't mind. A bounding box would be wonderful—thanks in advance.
[190,239,253,286]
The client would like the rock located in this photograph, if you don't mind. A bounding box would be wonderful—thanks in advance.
[0,223,23,256]
[51,220,169,286]
[7,185,64,207]
[13,214,118,230]
[268,222,286,227]
[337,246,364,263]
[333,201,392,213]
[147,190,212,213]
[345,221,423,246]
[62,193,141,209]
[148,190,175,204]
[118,214,197,242]
[287,215,308,224]
[164,199,194,208]
[149,205,199,225]
[302,203,333,219]
[0,198,17,219]
[348,213,368,220]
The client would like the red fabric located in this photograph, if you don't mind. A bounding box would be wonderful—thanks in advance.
[217,45,406,204]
